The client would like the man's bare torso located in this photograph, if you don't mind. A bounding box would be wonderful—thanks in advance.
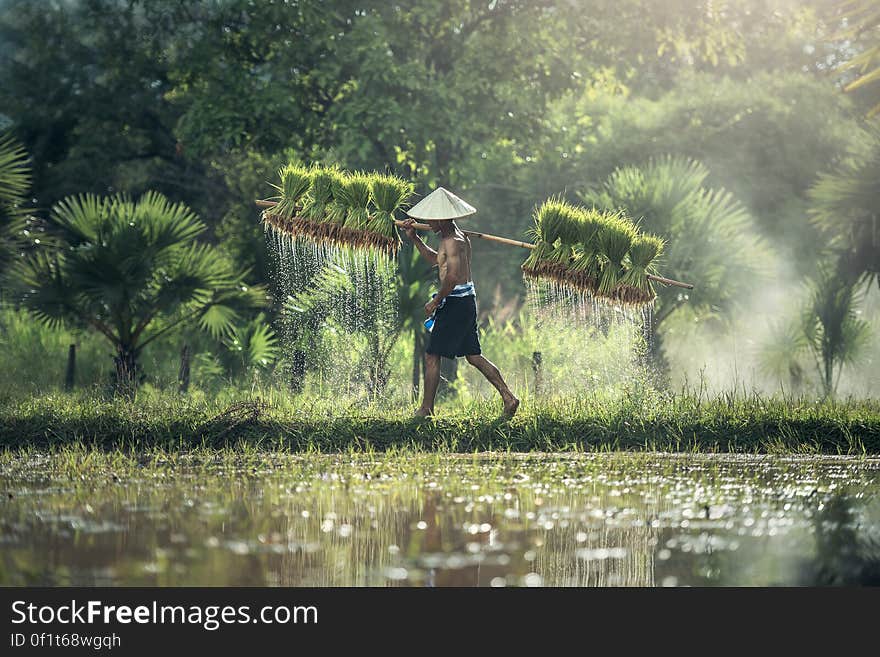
[437,230,472,287]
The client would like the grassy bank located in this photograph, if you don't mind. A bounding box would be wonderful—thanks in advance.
[1,390,879,454]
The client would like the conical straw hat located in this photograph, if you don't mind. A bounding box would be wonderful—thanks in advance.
[407,187,476,221]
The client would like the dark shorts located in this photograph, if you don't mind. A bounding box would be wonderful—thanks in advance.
[426,296,481,359]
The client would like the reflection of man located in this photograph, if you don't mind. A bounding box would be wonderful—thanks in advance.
[401,187,519,418]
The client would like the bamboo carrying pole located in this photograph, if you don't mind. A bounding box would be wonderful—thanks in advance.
[256,199,694,290]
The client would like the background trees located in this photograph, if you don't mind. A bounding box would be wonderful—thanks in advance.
[0,0,877,396]
[579,157,771,371]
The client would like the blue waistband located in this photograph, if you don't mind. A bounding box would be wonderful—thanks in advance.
[447,281,475,298]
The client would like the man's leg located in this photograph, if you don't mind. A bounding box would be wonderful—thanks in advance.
[465,354,520,416]
[417,353,442,416]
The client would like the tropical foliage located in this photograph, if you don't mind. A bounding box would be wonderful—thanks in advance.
[0,132,30,283]
[18,192,267,393]
[0,0,878,398]
[762,266,872,397]
[801,267,871,397]
[808,133,880,289]
[580,157,770,332]
[195,313,280,382]
[282,252,399,398]
[834,0,880,117]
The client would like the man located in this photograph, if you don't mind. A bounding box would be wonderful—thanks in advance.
[401,187,520,418]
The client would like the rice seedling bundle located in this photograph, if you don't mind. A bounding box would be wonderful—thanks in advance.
[368,173,414,253]
[261,166,690,306]
[271,164,311,220]
[262,164,415,257]
[566,209,605,293]
[324,172,349,225]
[302,165,338,222]
[338,173,372,232]
[520,198,666,306]
[596,212,637,298]
[544,204,583,272]
[619,233,665,305]
[522,198,581,282]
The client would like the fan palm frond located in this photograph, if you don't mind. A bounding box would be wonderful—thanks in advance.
[0,132,30,208]
[808,134,880,286]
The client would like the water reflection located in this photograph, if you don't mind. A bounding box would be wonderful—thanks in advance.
[1,453,878,586]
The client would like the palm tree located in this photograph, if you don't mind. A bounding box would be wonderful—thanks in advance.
[580,156,770,365]
[282,243,434,400]
[283,254,400,399]
[0,132,30,283]
[801,265,871,397]
[18,191,267,394]
[808,133,879,290]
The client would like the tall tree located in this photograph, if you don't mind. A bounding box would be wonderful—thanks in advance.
[808,133,880,289]
[0,1,189,206]
[801,266,871,397]
[581,157,771,367]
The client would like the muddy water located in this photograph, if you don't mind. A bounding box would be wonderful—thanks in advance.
[1,453,878,586]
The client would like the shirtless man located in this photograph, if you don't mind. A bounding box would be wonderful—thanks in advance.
[401,187,519,418]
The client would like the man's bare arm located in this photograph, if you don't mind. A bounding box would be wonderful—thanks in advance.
[401,219,438,266]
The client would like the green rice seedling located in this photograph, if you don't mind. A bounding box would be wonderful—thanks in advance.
[324,169,349,226]
[556,204,584,245]
[523,197,575,278]
[302,165,338,223]
[368,173,413,252]
[544,203,583,272]
[567,208,605,292]
[339,172,372,233]
[521,239,555,276]
[529,196,568,244]
[597,212,637,298]
[270,163,311,219]
[580,209,606,252]
[620,233,664,304]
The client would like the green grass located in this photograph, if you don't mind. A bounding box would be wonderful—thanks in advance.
[0,389,878,454]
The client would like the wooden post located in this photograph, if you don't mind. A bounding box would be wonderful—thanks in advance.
[532,351,543,396]
[64,344,76,391]
[411,336,422,401]
[178,344,191,394]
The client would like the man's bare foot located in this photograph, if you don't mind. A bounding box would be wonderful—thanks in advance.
[414,407,433,418]
[501,396,520,418]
